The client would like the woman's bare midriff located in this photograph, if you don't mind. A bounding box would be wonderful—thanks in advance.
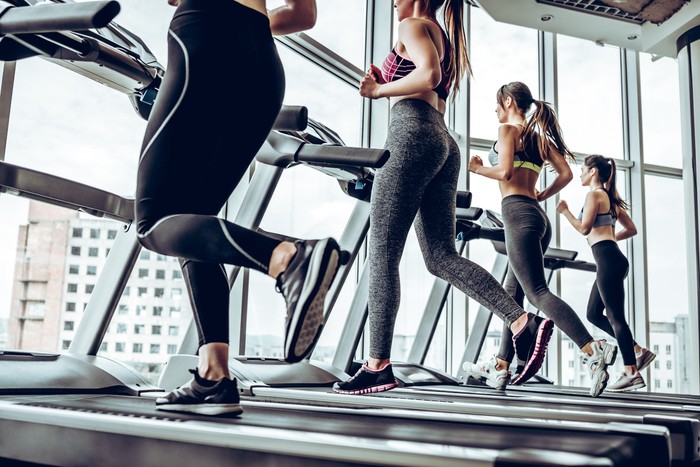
[498,167,540,200]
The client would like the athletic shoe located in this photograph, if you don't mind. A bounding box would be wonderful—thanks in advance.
[510,313,554,385]
[463,356,511,391]
[276,238,340,363]
[635,348,656,372]
[156,369,242,416]
[332,363,399,395]
[580,340,618,397]
[607,371,646,392]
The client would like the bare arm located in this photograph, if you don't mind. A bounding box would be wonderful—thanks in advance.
[614,208,638,241]
[537,148,573,201]
[360,19,441,99]
[558,192,601,236]
[269,0,317,36]
[469,125,516,181]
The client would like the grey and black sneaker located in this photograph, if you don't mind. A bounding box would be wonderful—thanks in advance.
[580,340,618,397]
[607,371,646,392]
[333,363,399,395]
[155,369,242,416]
[510,313,554,385]
[276,238,341,363]
[463,356,511,391]
[635,347,656,372]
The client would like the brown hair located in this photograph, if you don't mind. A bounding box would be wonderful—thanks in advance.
[423,0,471,100]
[584,154,629,215]
[496,81,575,164]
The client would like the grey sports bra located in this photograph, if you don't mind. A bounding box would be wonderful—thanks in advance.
[488,130,543,174]
[578,189,616,227]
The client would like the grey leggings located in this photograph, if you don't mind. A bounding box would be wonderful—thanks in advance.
[368,99,525,359]
[497,195,593,362]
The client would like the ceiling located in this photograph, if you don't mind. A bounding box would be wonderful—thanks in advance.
[473,0,700,57]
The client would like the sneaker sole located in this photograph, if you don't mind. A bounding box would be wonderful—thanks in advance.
[606,381,646,393]
[332,381,399,395]
[510,318,554,386]
[462,364,508,391]
[156,403,243,416]
[285,238,340,363]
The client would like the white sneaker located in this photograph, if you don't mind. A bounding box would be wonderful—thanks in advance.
[635,348,656,372]
[463,356,510,391]
[580,340,618,397]
[607,371,646,392]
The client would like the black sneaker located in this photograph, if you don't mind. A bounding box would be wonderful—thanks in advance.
[510,313,554,385]
[277,238,341,363]
[332,363,399,395]
[155,369,242,416]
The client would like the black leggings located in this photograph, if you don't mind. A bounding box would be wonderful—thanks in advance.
[497,195,593,362]
[587,240,636,366]
[135,0,285,347]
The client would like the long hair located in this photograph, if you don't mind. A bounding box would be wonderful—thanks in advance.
[584,154,629,215]
[496,81,575,164]
[425,0,471,100]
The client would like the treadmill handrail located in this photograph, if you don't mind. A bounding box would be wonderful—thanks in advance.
[257,130,389,169]
[0,1,120,35]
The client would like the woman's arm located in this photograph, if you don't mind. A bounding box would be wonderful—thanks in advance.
[537,148,573,201]
[614,208,638,241]
[468,125,515,181]
[557,192,600,236]
[360,19,441,99]
[269,0,317,36]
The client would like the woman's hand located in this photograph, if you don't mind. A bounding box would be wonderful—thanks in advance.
[359,71,381,99]
[168,0,179,6]
[468,155,483,174]
[368,64,386,84]
[556,199,569,213]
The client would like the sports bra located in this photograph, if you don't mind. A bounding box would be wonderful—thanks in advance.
[578,189,616,227]
[380,21,452,101]
[488,130,544,174]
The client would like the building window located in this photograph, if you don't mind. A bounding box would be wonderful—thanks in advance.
[666,361,672,370]
[99,342,108,352]
[169,326,179,336]
[123,286,130,296]
[167,344,177,355]
[140,250,151,260]
[88,247,99,257]
[172,270,182,279]
[115,342,125,352]
[653,345,659,354]
[118,304,128,315]
[70,246,81,256]
[138,269,149,278]
[135,305,142,316]
[62,340,71,350]
[107,229,117,240]
[654,361,660,369]
[153,306,163,316]
[67,283,78,293]
[134,324,144,334]
[665,345,672,356]
[116,323,127,334]
[152,325,162,335]
[85,284,94,294]
[65,302,76,312]
[156,269,165,280]
[133,343,143,353]
[69,265,79,274]
[150,344,160,354]
[64,321,74,331]
[89,228,100,239]
[157,254,166,261]
[655,379,661,389]
[138,287,148,297]
[72,228,83,238]
[171,288,182,298]
[154,288,164,298]
[568,361,574,368]
[667,380,673,389]
[86,265,97,276]
[170,307,180,317]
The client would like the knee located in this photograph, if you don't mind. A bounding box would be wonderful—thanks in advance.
[423,250,451,278]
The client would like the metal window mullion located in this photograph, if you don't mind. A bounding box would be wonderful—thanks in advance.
[0,61,16,162]
[620,48,650,358]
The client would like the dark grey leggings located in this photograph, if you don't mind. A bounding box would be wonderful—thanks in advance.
[368,99,525,359]
[497,195,593,363]
[587,240,636,366]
